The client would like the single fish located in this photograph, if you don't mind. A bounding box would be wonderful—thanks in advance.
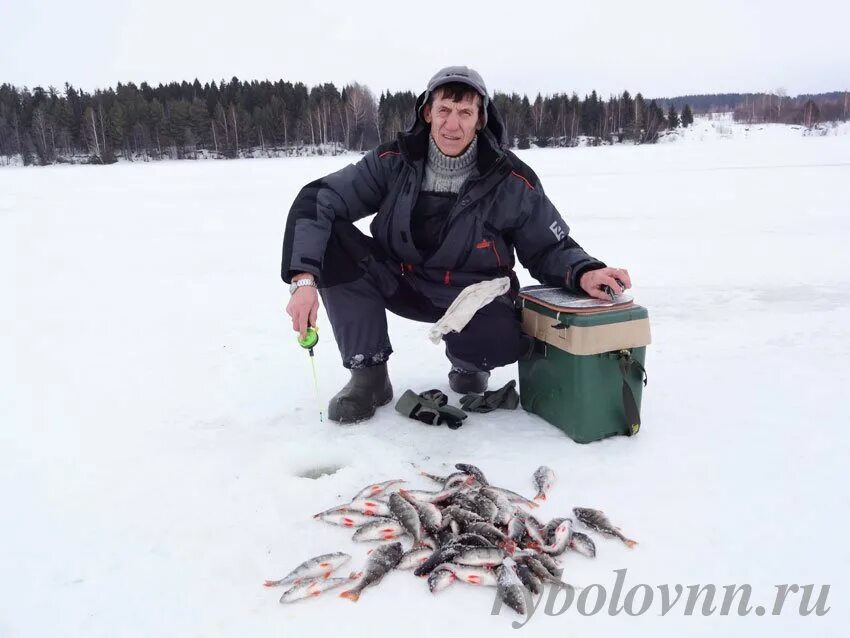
[312,504,347,519]
[414,535,493,577]
[479,487,516,526]
[279,574,358,603]
[434,534,486,547]
[339,542,404,602]
[428,568,456,593]
[489,486,539,509]
[351,479,405,501]
[533,552,563,579]
[418,469,448,484]
[517,512,546,547]
[345,498,392,516]
[414,545,461,577]
[453,546,506,567]
[473,494,499,523]
[397,547,433,570]
[443,472,476,489]
[389,493,423,544]
[313,498,390,519]
[569,531,597,558]
[399,488,459,504]
[496,559,528,615]
[434,563,498,586]
[515,561,542,595]
[573,507,638,548]
[448,491,480,513]
[314,510,377,528]
[263,552,351,587]
[533,466,556,501]
[351,518,408,542]
[454,463,489,486]
[464,521,510,545]
[507,516,526,543]
[542,518,572,556]
[398,490,443,535]
[521,555,561,584]
[452,533,494,547]
[441,505,485,527]
[543,517,567,544]
[443,472,475,490]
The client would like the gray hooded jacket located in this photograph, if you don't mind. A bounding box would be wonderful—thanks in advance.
[281,92,604,296]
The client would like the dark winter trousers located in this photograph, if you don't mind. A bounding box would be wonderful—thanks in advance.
[318,220,524,371]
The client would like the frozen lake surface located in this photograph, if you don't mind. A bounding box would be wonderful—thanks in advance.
[2,121,849,637]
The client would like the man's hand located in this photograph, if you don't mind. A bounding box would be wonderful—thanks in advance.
[286,274,319,339]
[579,267,632,301]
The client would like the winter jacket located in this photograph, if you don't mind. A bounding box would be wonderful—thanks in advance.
[281,92,605,299]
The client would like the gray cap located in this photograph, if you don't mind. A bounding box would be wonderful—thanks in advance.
[421,65,489,128]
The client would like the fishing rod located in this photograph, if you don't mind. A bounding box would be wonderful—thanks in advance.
[297,326,323,422]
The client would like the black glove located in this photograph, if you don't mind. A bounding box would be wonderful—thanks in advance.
[395,389,468,429]
[460,380,520,413]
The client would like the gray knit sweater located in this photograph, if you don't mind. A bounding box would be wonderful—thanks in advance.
[421,135,478,193]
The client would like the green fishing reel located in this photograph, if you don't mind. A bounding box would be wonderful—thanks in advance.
[297,326,319,349]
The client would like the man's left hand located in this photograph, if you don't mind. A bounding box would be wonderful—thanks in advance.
[579,267,632,301]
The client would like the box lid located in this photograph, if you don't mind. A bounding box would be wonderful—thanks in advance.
[519,285,634,314]
[519,286,651,354]
[519,285,648,326]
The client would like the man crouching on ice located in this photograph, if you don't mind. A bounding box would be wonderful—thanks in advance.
[282,65,631,423]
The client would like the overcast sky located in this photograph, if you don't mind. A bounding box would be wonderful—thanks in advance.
[3,0,848,98]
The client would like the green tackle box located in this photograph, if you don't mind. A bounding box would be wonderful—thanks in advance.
[517,286,651,443]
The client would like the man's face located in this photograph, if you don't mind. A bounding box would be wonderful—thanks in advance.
[423,89,482,157]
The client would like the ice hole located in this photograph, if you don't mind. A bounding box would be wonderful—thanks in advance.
[297,464,345,479]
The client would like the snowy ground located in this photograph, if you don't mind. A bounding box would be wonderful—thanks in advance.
[2,120,849,637]
[658,112,850,144]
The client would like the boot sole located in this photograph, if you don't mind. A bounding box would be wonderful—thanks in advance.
[328,388,393,424]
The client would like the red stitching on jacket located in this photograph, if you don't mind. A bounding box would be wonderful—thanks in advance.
[379,150,401,159]
[443,271,451,285]
[510,170,535,190]
[476,239,502,266]
[491,243,502,266]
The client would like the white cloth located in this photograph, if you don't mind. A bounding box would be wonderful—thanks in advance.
[428,277,511,344]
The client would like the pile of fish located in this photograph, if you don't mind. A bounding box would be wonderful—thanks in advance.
[264,463,637,614]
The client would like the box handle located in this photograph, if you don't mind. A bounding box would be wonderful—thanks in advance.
[616,350,647,436]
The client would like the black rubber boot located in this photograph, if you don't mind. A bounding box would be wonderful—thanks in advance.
[328,363,393,423]
[448,368,490,394]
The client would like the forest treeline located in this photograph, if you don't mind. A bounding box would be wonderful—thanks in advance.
[0,77,844,166]
[659,91,849,127]
[0,79,691,165]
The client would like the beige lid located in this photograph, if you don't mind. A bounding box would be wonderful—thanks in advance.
[522,307,652,356]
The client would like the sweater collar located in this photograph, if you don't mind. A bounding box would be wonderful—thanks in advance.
[399,128,503,174]
[427,135,478,176]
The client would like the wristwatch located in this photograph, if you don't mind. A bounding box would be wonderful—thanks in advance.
[289,278,317,294]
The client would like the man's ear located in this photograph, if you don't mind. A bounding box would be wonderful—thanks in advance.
[423,104,432,124]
